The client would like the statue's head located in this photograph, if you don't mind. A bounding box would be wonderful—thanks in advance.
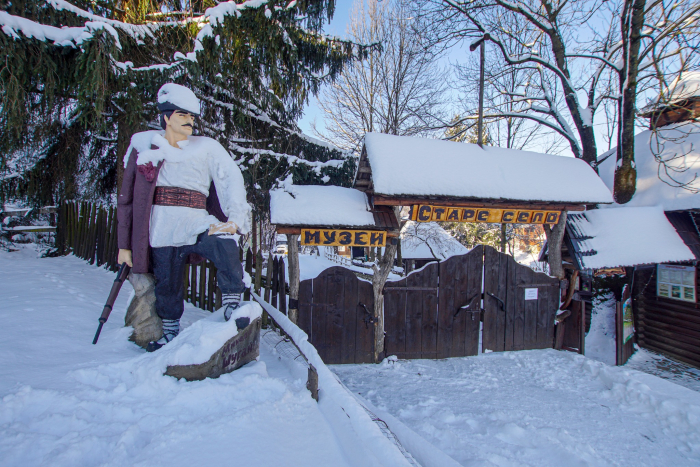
[157,83,201,137]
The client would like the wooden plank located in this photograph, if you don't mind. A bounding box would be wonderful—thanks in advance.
[311,271,329,362]
[384,275,407,358]
[465,245,483,356]
[482,246,500,353]
[244,249,253,301]
[325,269,344,364]
[512,254,526,351]
[355,280,375,363]
[264,253,272,303]
[421,264,439,359]
[278,257,287,314]
[405,271,424,358]
[341,269,358,364]
[446,256,465,358]
[298,279,313,338]
[271,257,278,309]
[504,251,517,351]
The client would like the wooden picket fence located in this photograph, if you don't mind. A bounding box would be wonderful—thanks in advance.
[56,202,120,271]
[57,201,290,317]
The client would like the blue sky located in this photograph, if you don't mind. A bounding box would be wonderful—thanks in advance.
[297,0,354,136]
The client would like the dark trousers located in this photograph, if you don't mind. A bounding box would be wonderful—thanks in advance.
[152,232,245,320]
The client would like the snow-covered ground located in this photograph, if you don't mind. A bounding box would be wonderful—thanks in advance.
[0,246,363,466]
[333,350,700,465]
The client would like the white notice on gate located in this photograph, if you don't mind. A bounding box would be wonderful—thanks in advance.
[525,288,538,300]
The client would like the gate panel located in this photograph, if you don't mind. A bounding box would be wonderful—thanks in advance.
[438,245,483,358]
[384,262,439,359]
[298,267,374,364]
[483,246,559,352]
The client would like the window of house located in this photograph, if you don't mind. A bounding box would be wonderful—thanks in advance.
[657,264,696,302]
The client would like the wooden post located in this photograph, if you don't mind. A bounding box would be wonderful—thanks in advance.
[207,262,216,311]
[264,253,272,303]
[278,256,287,315]
[579,300,586,355]
[244,248,253,301]
[286,234,300,324]
[190,261,198,305]
[307,365,319,401]
[271,256,279,309]
[199,262,206,309]
[184,264,190,302]
[616,301,622,366]
[254,251,263,295]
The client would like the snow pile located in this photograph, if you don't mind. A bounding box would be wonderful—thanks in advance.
[598,122,700,210]
[363,133,613,204]
[270,185,377,227]
[585,295,617,366]
[333,349,700,466]
[567,206,694,268]
[157,83,201,115]
[400,221,468,260]
[643,71,700,111]
[0,247,385,466]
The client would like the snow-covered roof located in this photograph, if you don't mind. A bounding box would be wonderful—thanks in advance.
[598,122,700,211]
[362,133,613,205]
[642,72,700,113]
[400,221,469,260]
[270,185,377,227]
[566,207,695,269]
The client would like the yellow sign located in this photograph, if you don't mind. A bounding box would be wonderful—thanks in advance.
[301,229,387,247]
[410,205,561,225]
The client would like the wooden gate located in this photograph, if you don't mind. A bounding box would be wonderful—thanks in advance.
[482,246,560,352]
[384,246,483,359]
[298,267,375,364]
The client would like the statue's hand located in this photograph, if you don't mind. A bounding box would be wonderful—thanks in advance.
[209,221,238,236]
[118,249,133,267]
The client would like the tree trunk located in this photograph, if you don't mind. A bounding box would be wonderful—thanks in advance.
[286,234,300,324]
[614,0,646,204]
[371,240,398,362]
[544,212,568,279]
[116,116,136,196]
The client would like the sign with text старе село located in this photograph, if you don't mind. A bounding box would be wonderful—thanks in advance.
[410,205,561,224]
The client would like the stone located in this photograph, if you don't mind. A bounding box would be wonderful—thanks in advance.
[124,272,162,348]
[165,318,261,381]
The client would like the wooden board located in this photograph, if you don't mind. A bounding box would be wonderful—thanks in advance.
[410,205,561,225]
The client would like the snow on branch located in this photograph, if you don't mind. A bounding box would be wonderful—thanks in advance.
[0,11,122,49]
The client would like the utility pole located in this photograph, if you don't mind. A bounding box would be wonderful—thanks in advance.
[469,33,489,148]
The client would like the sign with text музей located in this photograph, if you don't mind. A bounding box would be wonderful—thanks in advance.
[410,205,561,225]
[301,229,387,247]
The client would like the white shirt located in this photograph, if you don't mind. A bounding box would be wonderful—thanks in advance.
[133,133,251,248]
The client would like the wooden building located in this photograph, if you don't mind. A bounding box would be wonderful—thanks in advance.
[551,74,700,366]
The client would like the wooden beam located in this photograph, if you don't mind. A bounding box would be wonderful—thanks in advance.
[372,195,587,212]
[357,166,371,174]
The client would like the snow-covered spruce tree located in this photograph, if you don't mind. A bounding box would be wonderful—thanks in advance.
[0,0,365,218]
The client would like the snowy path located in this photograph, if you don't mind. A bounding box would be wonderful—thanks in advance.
[332,350,700,466]
[0,247,352,466]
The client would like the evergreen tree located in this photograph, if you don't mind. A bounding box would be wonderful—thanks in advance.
[0,0,367,220]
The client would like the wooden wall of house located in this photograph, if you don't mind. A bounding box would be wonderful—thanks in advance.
[632,264,700,367]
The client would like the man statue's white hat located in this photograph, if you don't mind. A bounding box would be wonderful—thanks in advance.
[156,83,201,116]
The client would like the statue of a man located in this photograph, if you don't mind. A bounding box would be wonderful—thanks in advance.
[117,83,251,352]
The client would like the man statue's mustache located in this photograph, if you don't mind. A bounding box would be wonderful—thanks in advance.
[183,123,193,128]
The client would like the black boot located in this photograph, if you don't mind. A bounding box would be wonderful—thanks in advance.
[146,319,180,352]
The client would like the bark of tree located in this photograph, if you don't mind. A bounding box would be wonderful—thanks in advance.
[371,240,398,362]
[614,0,646,203]
[543,211,568,279]
[286,234,300,324]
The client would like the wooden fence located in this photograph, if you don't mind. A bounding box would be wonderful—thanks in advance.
[57,201,290,318]
[56,202,120,270]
